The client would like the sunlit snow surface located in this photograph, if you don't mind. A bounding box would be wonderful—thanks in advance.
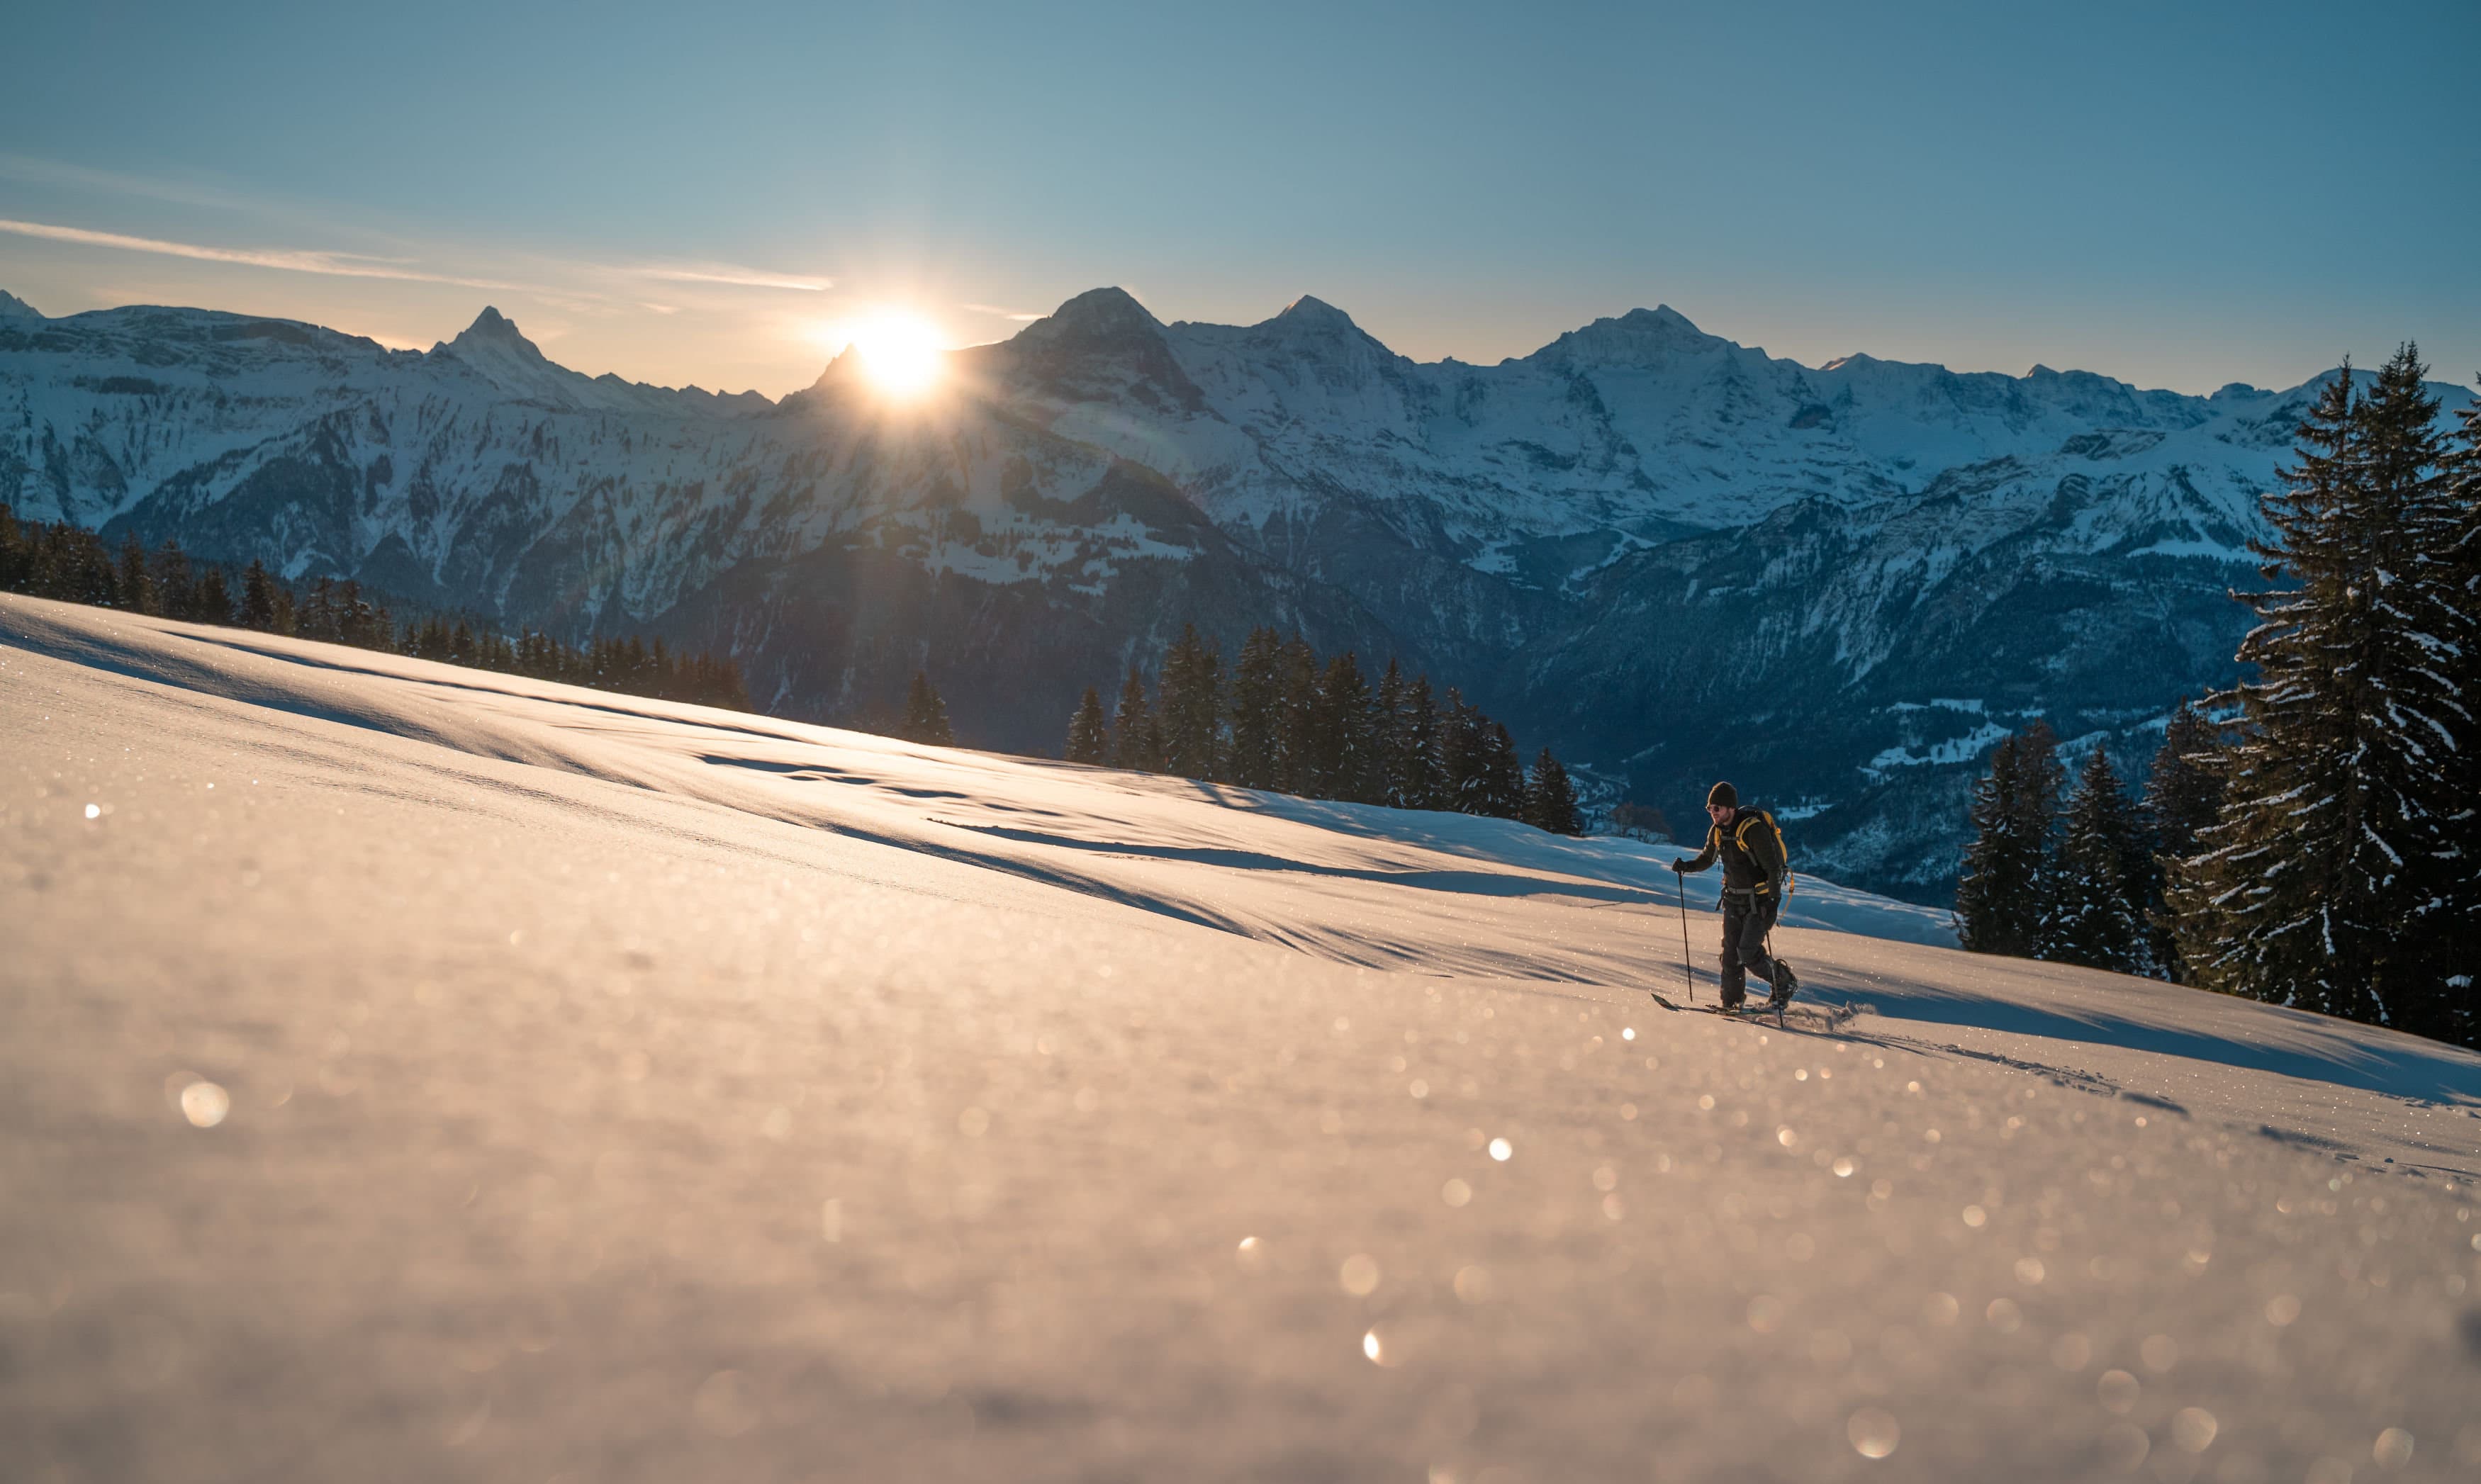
[4,593,2479,1483]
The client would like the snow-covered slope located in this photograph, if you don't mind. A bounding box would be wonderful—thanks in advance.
[6,593,2478,1482]
[3,288,2468,900]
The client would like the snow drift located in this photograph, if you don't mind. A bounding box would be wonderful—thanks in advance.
[4,592,2477,1482]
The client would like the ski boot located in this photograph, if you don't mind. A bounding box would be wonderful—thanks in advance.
[1768,960,1799,1012]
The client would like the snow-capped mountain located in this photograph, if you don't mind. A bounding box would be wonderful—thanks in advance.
[3,286,2465,899]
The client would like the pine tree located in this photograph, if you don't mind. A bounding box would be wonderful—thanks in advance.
[1158,624,1223,780]
[1274,634,1319,794]
[1400,673,1443,810]
[1111,663,1159,771]
[1227,627,1284,789]
[1468,721,1528,820]
[1439,690,1484,811]
[1525,748,1584,836]
[901,670,953,745]
[2439,380,2481,1036]
[1374,658,1411,804]
[2042,746,2143,971]
[0,504,23,590]
[1310,651,1381,802]
[116,534,155,614]
[150,539,193,619]
[1064,686,1109,765]
[2171,355,2468,1038]
[238,559,278,630]
[191,564,233,625]
[2140,703,2227,982]
[1956,722,2063,957]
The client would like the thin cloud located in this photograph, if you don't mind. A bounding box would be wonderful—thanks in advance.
[640,302,681,315]
[963,303,1042,321]
[0,217,521,291]
[632,264,832,292]
[0,153,280,218]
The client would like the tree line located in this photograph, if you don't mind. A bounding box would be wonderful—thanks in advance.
[1956,347,2480,1048]
[0,503,751,711]
[892,623,1584,833]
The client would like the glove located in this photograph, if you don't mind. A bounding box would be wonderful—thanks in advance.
[1669,859,1690,873]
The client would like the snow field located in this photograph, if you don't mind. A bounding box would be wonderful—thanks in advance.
[3,594,2478,1483]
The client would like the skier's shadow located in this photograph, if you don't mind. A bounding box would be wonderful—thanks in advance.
[1796,972,2481,1108]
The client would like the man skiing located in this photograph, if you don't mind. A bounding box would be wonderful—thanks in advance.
[1671,782,1799,1012]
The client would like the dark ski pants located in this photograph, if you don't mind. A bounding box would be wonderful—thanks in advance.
[1718,892,1780,1006]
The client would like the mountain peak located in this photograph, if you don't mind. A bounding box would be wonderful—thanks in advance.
[1528,303,1726,369]
[457,305,534,348]
[1628,305,1703,334]
[1275,294,1356,329]
[1017,287,1163,346]
[0,288,43,322]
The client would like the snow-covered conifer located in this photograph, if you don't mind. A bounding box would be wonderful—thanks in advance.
[1401,673,1443,810]
[1110,663,1158,771]
[1375,658,1410,804]
[191,565,233,626]
[1310,651,1380,803]
[2171,355,2468,1037]
[1064,686,1109,765]
[901,670,953,746]
[2140,702,2226,982]
[1274,635,1318,794]
[1956,723,2061,957]
[2042,745,2142,972]
[116,535,155,614]
[1227,627,1283,789]
[1525,749,1584,836]
[239,559,278,630]
[1158,624,1223,780]
[1472,721,1528,820]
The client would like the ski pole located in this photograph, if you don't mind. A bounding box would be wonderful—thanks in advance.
[1676,870,1693,1003]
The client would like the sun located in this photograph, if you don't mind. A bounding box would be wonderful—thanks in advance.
[844,311,946,399]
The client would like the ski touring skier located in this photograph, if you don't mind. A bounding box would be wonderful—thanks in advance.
[1671,782,1800,1013]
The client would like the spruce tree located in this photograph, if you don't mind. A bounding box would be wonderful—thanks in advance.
[1158,624,1223,780]
[1470,721,1528,820]
[1228,627,1284,789]
[901,670,953,746]
[1440,690,1482,810]
[2440,381,2481,1036]
[150,539,193,619]
[1401,673,1443,810]
[2171,356,2469,1038]
[1111,663,1159,771]
[116,535,156,614]
[238,559,278,629]
[2141,703,2227,982]
[1064,686,1109,765]
[2042,746,2143,971]
[1311,651,1381,802]
[1374,658,1411,805]
[191,564,233,625]
[0,504,23,590]
[1955,723,2063,957]
[1274,634,1319,794]
[1525,748,1584,836]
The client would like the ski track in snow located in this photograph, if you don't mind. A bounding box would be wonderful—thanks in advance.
[4,592,2480,1483]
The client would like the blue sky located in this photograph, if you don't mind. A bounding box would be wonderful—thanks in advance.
[3,0,2474,396]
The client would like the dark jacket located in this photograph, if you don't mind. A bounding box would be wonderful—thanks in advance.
[1677,807,1787,896]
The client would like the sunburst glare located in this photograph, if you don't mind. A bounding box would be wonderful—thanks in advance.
[832,310,946,399]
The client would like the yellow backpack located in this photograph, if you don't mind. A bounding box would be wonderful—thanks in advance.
[1733,809,1796,896]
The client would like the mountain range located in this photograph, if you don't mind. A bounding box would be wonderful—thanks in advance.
[5,283,2466,901]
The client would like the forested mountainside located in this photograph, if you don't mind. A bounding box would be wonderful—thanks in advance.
[6,283,2463,900]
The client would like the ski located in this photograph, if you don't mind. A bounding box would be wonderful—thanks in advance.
[1648,989,1861,1034]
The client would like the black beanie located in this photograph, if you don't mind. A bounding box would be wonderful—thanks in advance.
[1708,781,1738,810]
